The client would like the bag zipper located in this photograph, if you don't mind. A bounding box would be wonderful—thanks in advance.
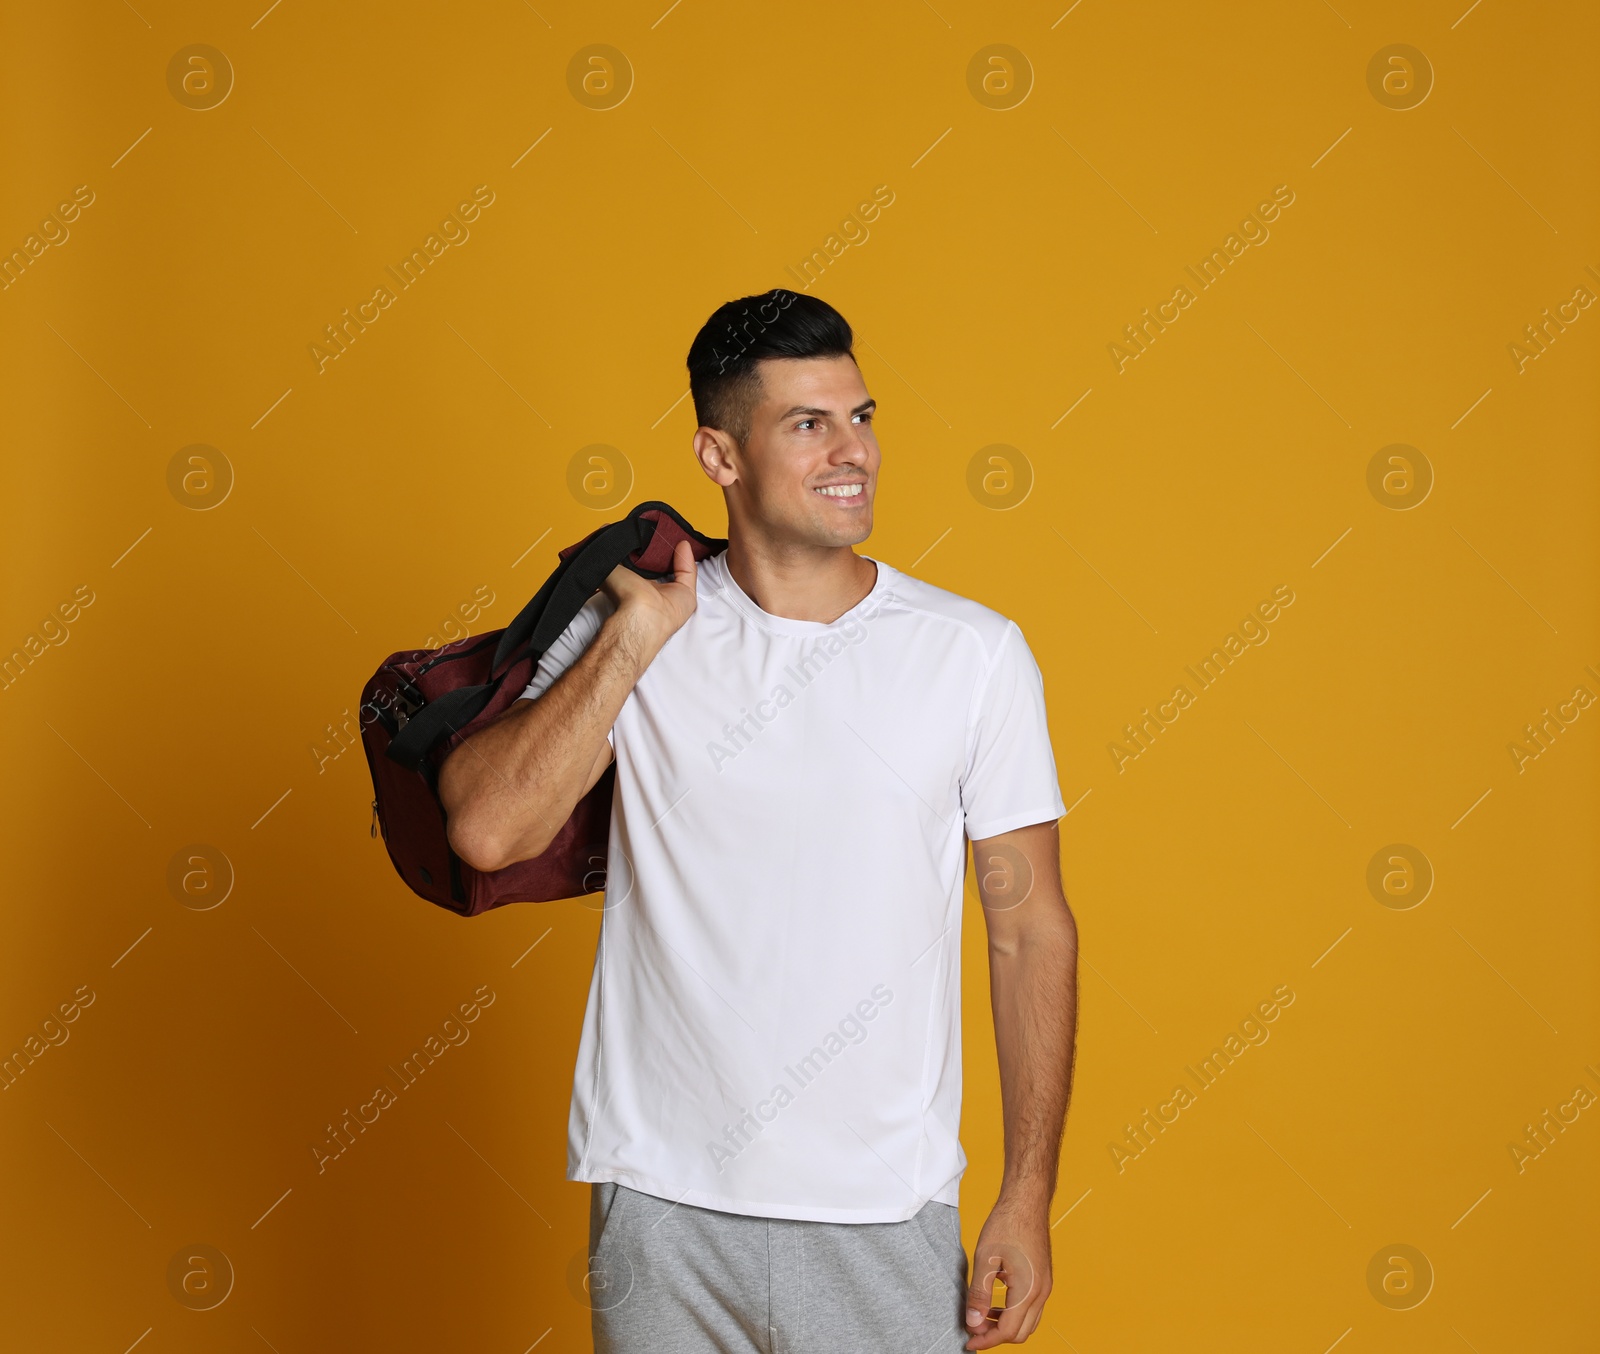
[413,632,500,679]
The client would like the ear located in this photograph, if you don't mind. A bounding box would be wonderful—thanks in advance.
[693,426,740,487]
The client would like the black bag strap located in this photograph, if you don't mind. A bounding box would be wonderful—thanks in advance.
[385,682,500,773]
[384,501,723,773]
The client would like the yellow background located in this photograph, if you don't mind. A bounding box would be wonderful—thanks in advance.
[2,0,1596,1350]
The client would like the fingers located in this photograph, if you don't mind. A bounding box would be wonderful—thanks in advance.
[671,536,696,587]
[964,1247,1048,1348]
[1014,1298,1046,1344]
[987,1286,1035,1346]
[965,1252,999,1345]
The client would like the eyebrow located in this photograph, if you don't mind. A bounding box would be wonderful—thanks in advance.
[776,398,877,420]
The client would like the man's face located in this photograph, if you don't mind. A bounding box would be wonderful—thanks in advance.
[710,354,879,549]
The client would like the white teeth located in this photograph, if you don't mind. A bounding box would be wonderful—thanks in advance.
[815,484,863,498]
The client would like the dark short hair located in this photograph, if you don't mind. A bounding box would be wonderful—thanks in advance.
[686,289,855,442]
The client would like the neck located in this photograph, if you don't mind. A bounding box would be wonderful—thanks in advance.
[723,537,877,624]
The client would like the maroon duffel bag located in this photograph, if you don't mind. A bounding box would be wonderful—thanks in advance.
[359,501,725,916]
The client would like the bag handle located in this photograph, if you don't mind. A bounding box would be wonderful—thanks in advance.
[384,502,724,773]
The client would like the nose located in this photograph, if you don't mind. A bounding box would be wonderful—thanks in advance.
[831,423,873,465]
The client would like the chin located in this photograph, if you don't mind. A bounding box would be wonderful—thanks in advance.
[803,506,872,547]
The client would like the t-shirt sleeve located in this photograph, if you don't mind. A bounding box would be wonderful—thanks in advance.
[960,620,1067,841]
[516,591,620,749]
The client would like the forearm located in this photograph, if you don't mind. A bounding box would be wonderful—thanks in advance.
[440,605,660,868]
[988,904,1079,1210]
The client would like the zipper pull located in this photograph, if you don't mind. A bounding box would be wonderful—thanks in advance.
[370,799,379,838]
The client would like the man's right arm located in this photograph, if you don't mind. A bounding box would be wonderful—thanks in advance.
[438,539,697,873]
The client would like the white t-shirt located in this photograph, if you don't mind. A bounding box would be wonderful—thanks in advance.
[518,548,1066,1223]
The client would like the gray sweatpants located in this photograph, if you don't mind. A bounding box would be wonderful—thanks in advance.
[584,1181,972,1353]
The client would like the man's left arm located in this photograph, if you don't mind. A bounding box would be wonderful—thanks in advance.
[963,818,1079,1349]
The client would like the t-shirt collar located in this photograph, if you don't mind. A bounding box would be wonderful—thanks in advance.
[708,549,894,637]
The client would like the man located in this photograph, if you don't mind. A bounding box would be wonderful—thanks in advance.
[440,289,1078,1352]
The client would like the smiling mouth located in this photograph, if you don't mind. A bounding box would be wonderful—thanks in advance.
[814,483,865,500]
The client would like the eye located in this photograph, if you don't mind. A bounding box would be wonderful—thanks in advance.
[852,410,874,424]
[796,418,819,431]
